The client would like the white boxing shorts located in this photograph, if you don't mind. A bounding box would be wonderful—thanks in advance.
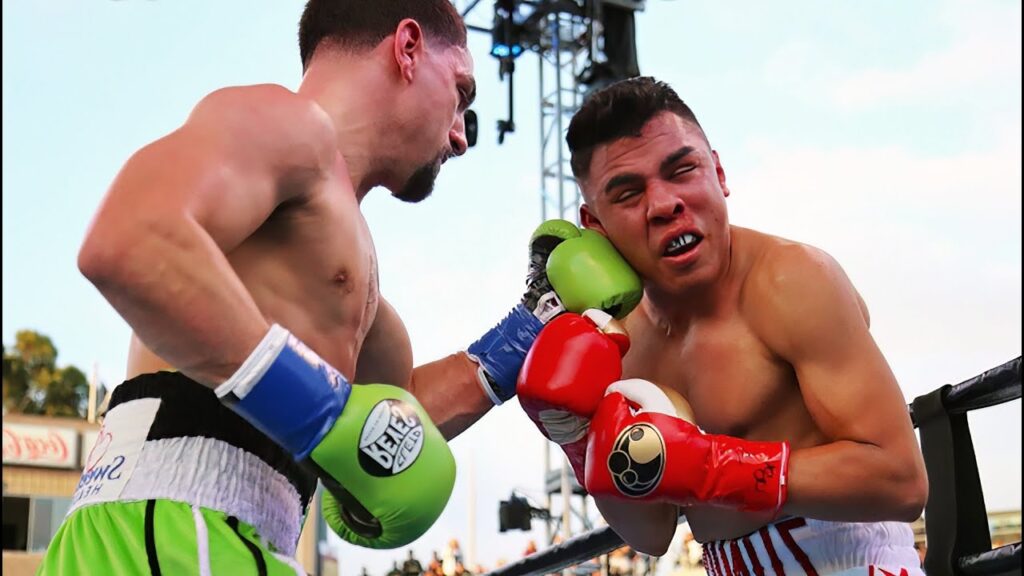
[701,516,924,576]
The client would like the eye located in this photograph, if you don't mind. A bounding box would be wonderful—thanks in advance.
[613,189,641,203]
[672,165,697,179]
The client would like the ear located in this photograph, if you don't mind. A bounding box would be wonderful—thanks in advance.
[712,150,730,198]
[392,19,424,83]
[580,203,608,234]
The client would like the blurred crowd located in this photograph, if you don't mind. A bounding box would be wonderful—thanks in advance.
[371,539,477,576]
[362,537,660,576]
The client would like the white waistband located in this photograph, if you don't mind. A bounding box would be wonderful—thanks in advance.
[702,517,924,576]
[72,432,303,556]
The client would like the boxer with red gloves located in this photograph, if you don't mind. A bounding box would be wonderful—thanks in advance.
[585,378,789,514]
[556,77,928,574]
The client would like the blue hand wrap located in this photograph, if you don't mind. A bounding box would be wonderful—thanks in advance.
[467,303,544,404]
[216,325,352,460]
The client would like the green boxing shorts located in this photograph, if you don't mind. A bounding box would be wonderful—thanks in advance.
[39,372,319,575]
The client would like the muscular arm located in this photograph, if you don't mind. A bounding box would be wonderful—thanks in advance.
[410,353,494,439]
[77,85,337,386]
[748,244,928,522]
[354,298,493,439]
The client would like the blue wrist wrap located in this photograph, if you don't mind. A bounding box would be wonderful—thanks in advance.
[467,303,544,403]
[216,326,352,460]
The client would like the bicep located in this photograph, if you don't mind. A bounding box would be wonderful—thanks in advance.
[754,247,912,448]
[355,298,414,386]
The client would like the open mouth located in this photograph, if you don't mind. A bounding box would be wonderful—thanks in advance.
[663,233,702,257]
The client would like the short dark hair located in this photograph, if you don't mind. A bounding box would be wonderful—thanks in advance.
[567,76,707,181]
[299,0,467,71]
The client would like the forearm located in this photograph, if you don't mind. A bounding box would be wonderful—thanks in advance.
[781,440,927,522]
[80,214,267,386]
[409,352,493,440]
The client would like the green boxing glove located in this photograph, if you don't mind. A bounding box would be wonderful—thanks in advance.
[468,219,642,405]
[314,384,456,549]
[216,326,455,550]
[542,221,642,319]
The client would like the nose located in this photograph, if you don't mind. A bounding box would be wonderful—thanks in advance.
[449,112,469,157]
[646,182,685,223]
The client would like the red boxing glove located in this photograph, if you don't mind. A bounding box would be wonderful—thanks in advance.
[585,379,789,515]
[517,309,629,484]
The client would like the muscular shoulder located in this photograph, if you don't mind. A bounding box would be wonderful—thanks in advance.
[740,231,869,353]
[187,84,337,175]
[746,233,840,298]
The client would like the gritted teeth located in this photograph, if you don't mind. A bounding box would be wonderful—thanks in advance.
[664,233,702,256]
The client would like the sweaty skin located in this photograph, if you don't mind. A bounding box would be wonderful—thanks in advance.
[84,28,491,440]
[578,112,927,551]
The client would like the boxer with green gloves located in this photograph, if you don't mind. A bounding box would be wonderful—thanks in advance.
[44,0,651,570]
[468,219,642,405]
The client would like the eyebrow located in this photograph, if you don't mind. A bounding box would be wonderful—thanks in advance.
[603,173,645,196]
[660,146,696,173]
[462,76,477,107]
[602,146,697,196]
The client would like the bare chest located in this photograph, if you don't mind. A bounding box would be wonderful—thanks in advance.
[622,318,801,439]
[230,187,379,374]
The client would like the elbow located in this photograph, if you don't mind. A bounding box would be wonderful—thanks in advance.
[612,526,671,557]
[78,229,123,288]
[79,192,142,287]
[631,537,672,558]
[604,504,676,557]
[894,468,929,522]
[77,213,160,289]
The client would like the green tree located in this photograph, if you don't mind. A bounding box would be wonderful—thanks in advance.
[2,330,92,418]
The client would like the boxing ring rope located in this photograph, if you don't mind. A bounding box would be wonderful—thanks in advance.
[486,356,1022,576]
[913,357,1021,576]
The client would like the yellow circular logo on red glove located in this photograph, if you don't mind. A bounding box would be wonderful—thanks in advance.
[608,423,665,497]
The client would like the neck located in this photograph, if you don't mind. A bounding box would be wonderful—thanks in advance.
[297,49,397,201]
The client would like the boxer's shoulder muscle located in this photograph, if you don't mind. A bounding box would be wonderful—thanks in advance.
[741,235,863,355]
[185,84,337,181]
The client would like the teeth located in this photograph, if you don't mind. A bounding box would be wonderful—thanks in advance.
[668,234,696,250]
[666,234,699,255]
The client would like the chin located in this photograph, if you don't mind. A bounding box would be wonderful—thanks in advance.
[394,162,440,203]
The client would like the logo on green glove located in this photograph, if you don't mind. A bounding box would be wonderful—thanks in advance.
[358,400,425,476]
[608,424,665,497]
